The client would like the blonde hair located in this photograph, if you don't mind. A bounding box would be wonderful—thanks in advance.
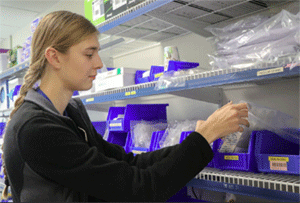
[1,10,99,200]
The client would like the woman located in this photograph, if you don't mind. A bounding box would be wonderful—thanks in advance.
[2,11,249,202]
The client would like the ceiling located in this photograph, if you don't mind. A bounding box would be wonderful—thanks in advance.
[0,0,60,46]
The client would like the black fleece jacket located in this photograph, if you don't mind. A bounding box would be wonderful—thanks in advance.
[3,88,213,202]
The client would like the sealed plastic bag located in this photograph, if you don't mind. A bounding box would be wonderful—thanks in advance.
[130,120,167,148]
[219,101,297,153]
[159,120,197,148]
[154,70,188,90]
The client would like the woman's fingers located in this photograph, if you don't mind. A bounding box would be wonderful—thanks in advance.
[239,109,249,118]
[239,118,250,127]
[234,102,248,110]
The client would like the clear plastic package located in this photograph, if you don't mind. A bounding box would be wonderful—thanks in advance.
[213,10,299,50]
[159,120,197,148]
[130,120,167,148]
[154,70,188,90]
[219,101,296,153]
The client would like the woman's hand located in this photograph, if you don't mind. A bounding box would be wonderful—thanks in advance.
[195,101,249,144]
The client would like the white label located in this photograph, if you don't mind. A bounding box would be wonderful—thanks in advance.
[92,0,104,21]
[142,70,150,78]
[257,67,284,76]
[112,0,127,10]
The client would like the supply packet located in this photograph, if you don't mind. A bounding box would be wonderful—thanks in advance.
[219,101,296,153]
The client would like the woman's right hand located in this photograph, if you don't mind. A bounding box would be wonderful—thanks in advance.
[195,101,249,144]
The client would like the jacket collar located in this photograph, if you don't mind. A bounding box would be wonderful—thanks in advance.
[24,88,78,117]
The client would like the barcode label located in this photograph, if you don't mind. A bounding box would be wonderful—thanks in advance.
[270,161,288,171]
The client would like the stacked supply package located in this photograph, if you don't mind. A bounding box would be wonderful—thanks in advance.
[206,10,300,70]
[94,67,142,92]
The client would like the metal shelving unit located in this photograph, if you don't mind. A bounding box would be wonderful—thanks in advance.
[186,168,300,202]
[0,0,299,202]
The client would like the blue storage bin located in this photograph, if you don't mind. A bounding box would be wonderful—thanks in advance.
[135,70,150,84]
[149,66,164,82]
[92,121,107,136]
[149,130,165,152]
[125,132,149,155]
[107,104,168,132]
[180,131,215,168]
[255,130,300,175]
[0,122,6,136]
[167,61,199,72]
[107,131,129,148]
[214,131,258,172]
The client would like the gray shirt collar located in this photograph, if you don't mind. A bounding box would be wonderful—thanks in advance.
[24,88,77,117]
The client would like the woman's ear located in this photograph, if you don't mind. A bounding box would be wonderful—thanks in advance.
[44,47,61,70]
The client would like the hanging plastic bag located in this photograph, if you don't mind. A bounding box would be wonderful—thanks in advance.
[154,70,189,90]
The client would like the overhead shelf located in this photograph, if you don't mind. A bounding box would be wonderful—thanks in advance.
[97,0,297,58]
[75,65,300,107]
[186,167,300,202]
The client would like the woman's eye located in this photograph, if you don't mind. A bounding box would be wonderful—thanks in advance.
[87,54,93,58]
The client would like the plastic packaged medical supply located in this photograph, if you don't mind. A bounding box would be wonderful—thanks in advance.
[219,101,296,153]
[159,120,197,148]
[130,121,167,148]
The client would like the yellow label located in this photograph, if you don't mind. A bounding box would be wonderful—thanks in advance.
[130,91,136,95]
[268,156,289,162]
[224,155,239,161]
[125,92,131,96]
[155,72,163,78]
[132,150,146,154]
[109,123,122,127]
[86,98,94,102]
[257,67,284,76]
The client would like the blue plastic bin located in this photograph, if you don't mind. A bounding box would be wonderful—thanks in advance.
[214,131,258,172]
[180,131,215,168]
[255,130,300,175]
[0,122,6,136]
[125,132,149,155]
[135,70,150,84]
[92,121,107,136]
[107,131,129,148]
[107,104,168,132]
[150,66,164,82]
[149,130,165,152]
[167,61,199,72]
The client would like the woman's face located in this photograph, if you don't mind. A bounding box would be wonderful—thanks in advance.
[59,33,103,91]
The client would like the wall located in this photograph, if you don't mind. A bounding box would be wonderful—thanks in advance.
[0,0,85,49]
[112,32,213,71]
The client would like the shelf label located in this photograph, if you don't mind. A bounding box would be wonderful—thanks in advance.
[86,98,94,102]
[224,155,239,161]
[155,72,163,78]
[132,150,146,154]
[268,156,289,162]
[257,67,284,76]
[109,123,122,127]
[125,91,137,96]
